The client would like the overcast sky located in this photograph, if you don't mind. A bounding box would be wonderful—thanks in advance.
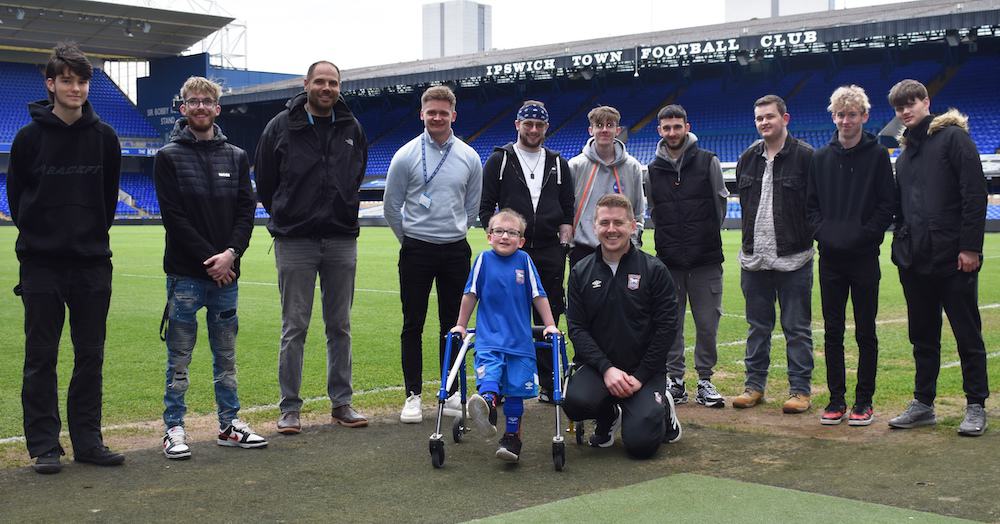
[197,0,910,74]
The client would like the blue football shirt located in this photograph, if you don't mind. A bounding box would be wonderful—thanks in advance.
[464,249,546,357]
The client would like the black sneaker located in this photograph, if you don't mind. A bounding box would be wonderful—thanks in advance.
[74,446,125,466]
[496,432,522,462]
[667,377,688,405]
[468,393,498,435]
[32,449,63,474]
[589,405,622,448]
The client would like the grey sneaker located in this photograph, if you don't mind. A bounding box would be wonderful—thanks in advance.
[695,379,725,408]
[888,400,936,429]
[958,404,988,437]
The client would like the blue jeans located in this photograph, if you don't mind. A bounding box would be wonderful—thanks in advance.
[163,275,241,429]
[740,263,814,394]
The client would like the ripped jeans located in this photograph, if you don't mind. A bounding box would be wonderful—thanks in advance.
[163,275,241,429]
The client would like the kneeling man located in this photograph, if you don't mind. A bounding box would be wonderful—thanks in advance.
[563,194,680,459]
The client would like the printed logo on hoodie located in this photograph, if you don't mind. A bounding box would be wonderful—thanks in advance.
[39,164,103,176]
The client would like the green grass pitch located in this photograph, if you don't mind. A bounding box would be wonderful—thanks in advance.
[0,225,997,438]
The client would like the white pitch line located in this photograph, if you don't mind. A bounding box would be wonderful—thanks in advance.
[117,272,402,295]
[0,380,443,445]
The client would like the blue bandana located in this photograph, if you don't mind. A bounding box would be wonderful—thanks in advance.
[516,104,549,122]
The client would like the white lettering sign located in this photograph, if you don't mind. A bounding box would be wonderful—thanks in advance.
[571,50,623,68]
[759,31,818,49]
[640,39,739,60]
[484,58,556,76]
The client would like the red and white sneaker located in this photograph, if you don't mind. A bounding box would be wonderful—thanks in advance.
[218,419,268,449]
[848,404,875,426]
[163,425,191,460]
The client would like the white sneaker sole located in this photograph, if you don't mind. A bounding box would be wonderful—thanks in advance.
[164,448,191,460]
[467,395,497,435]
[400,412,423,424]
[496,448,519,462]
[696,396,725,408]
[820,415,845,425]
[217,439,268,449]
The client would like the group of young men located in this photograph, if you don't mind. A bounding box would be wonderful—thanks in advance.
[8,43,989,473]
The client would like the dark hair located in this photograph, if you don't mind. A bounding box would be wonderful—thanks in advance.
[656,104,687,123]
[45,42,92,103]
[46,42,92,79]
[754,94,787,115]
[887,79,928,108]
[306,60,341,80]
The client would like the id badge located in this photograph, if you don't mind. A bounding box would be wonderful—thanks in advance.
[418,192,432,209]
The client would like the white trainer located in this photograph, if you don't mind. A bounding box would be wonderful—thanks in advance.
[443,392,462,417]
[400,393,423,423]
[217,419,268,449]
[163,425,191,460]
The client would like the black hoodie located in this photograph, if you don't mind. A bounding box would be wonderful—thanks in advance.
[254,92,368,238]
[479,143,574,248]
[154,118,255,280]
[7,100,121,265]
[806,130,895,258]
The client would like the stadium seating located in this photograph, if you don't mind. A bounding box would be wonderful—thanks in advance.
[0,62,159,143]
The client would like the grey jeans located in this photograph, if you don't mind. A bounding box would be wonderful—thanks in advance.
[740,262,814,395]
[665,264,723,382]
[275,236,357,413]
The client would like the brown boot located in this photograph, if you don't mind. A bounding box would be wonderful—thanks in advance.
[732,388,764,409]
[782,393,812,414]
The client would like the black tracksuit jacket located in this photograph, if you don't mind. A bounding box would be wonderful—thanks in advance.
[7,100,121,265]
[479,143,574,248]
[806,130,895,258]
[154,119,256,280]
[566,243,677,385]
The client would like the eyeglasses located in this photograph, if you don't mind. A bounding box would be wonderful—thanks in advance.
[490,228,522,238]
[185,98,217,108]
[592,122,620,130]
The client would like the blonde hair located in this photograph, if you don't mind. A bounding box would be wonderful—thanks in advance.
[421,85,456,109]
[488,208,527,232]
[828,84,871,114]
[587,106,621,126]
[181,76,222,101]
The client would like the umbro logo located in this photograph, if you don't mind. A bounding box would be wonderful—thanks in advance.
[345,138,354,146]
[591,280,602,289]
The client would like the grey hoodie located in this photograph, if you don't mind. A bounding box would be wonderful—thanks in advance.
[568,137,646,249]
[654,132,728,223]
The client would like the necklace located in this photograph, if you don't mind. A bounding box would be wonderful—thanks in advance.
[515,146,543,179]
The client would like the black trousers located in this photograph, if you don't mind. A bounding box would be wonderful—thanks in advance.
[819,254,880,406]
[523,244,567,393]
[20,262,112,458]
[899,268,989,406]
[563,364,666,459]
[398,237,470,396]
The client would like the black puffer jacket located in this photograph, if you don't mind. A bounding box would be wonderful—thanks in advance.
[892,110,987,275]
[806,130,895,258]
[154,119,255,280]
[7,99,121,265]
[254,92,368,238]
[480,143,574,248]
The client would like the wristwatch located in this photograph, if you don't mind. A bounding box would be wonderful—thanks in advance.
[227,247,241,258]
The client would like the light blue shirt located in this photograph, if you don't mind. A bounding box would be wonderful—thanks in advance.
[384,129,483,244]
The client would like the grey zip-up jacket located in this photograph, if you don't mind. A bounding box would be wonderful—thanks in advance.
[567,137,645,249]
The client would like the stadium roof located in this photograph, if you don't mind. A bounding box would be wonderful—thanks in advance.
[224,0,1000,104]
[0,0,233,60]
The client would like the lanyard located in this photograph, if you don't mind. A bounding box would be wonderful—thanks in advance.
[421,136,453,187]
[573,163,622,231]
